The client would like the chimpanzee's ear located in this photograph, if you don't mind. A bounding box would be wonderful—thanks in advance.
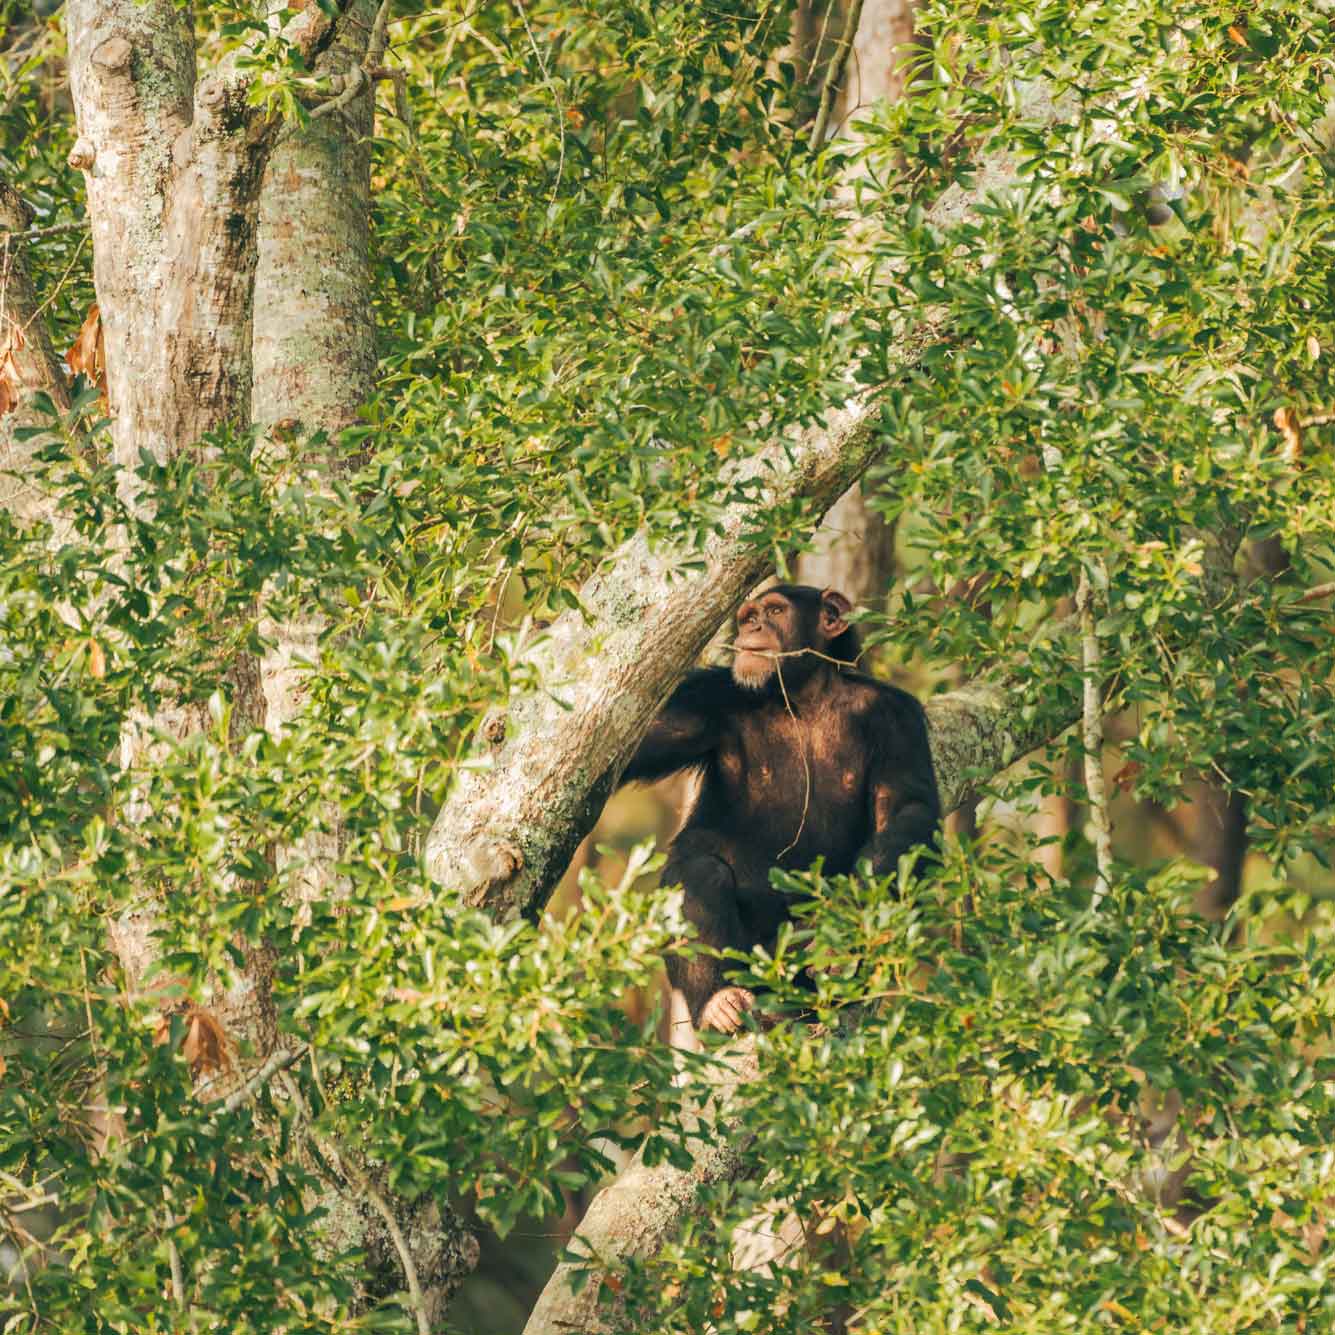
[819,588,852,638]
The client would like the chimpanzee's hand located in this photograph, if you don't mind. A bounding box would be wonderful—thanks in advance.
[699,987,755,1033]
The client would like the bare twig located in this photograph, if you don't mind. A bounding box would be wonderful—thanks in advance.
[0,217,87,240]
[214,1044,310,1114]
[810,0,865,148]
[1294,579,1335,604]
[368,0,394,65]
[716,640,868,670]
[1076,570,1113,899]
[361,1180,433,1335]
[165,1211,185,1307]
[21,233,89,331]
[513,0,565,201]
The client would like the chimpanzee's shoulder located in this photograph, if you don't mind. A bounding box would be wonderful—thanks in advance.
[668,666,747,710]
[837,670,928,722]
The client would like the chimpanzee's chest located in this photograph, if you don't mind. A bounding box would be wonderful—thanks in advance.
[708,705,869,868]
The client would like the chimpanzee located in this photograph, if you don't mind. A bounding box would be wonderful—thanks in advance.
[620,584,940,1033]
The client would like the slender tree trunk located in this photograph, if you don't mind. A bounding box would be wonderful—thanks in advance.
[796,0,915,605]
[0,184,71,526]
[1191,536,1284,917]
[1194,786,1247,919]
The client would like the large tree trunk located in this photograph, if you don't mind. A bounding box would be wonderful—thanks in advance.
[65,0,284,1080]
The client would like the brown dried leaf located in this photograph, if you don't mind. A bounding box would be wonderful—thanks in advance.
[87,638,106,679]
[1273,406,1302,463]
[0,321,26,419]
[154,1006,231,1077]
[181,1009,229,1077]
[65,302,106,401]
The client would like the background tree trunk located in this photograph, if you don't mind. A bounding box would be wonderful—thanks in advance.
[795,0,916,605]
[0,183,71,526]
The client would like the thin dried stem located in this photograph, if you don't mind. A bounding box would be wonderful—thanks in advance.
[772,659,813,860]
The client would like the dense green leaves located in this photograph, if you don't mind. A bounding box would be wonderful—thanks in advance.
[4,0,1335,1330]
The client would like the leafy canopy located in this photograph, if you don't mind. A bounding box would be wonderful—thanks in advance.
[3,0,1335,1330]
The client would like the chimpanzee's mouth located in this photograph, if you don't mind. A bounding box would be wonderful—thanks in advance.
[731,649,774,690]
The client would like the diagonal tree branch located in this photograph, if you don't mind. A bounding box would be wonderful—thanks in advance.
[422,75,1052,925]
[425,397,889,921]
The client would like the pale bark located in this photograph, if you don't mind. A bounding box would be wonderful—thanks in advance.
[63,0,281,1085]
[833,0,915,121]
[1077,572,1114,898]
[65,0,193,470]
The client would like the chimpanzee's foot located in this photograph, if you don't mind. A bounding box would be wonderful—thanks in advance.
[699,986,755,1033]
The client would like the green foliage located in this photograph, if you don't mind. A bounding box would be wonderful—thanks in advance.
[3,0,1335,1331]
[616,850,1335,1333]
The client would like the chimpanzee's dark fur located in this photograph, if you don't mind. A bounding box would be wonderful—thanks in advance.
[620,584,940,1028]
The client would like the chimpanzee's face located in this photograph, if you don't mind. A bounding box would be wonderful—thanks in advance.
[731,592,804,690]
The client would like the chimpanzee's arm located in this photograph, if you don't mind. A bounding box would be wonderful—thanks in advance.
[864,687,941,878]
[619,667,734,785]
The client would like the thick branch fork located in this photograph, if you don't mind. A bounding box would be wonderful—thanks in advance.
[64,0,359,466]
